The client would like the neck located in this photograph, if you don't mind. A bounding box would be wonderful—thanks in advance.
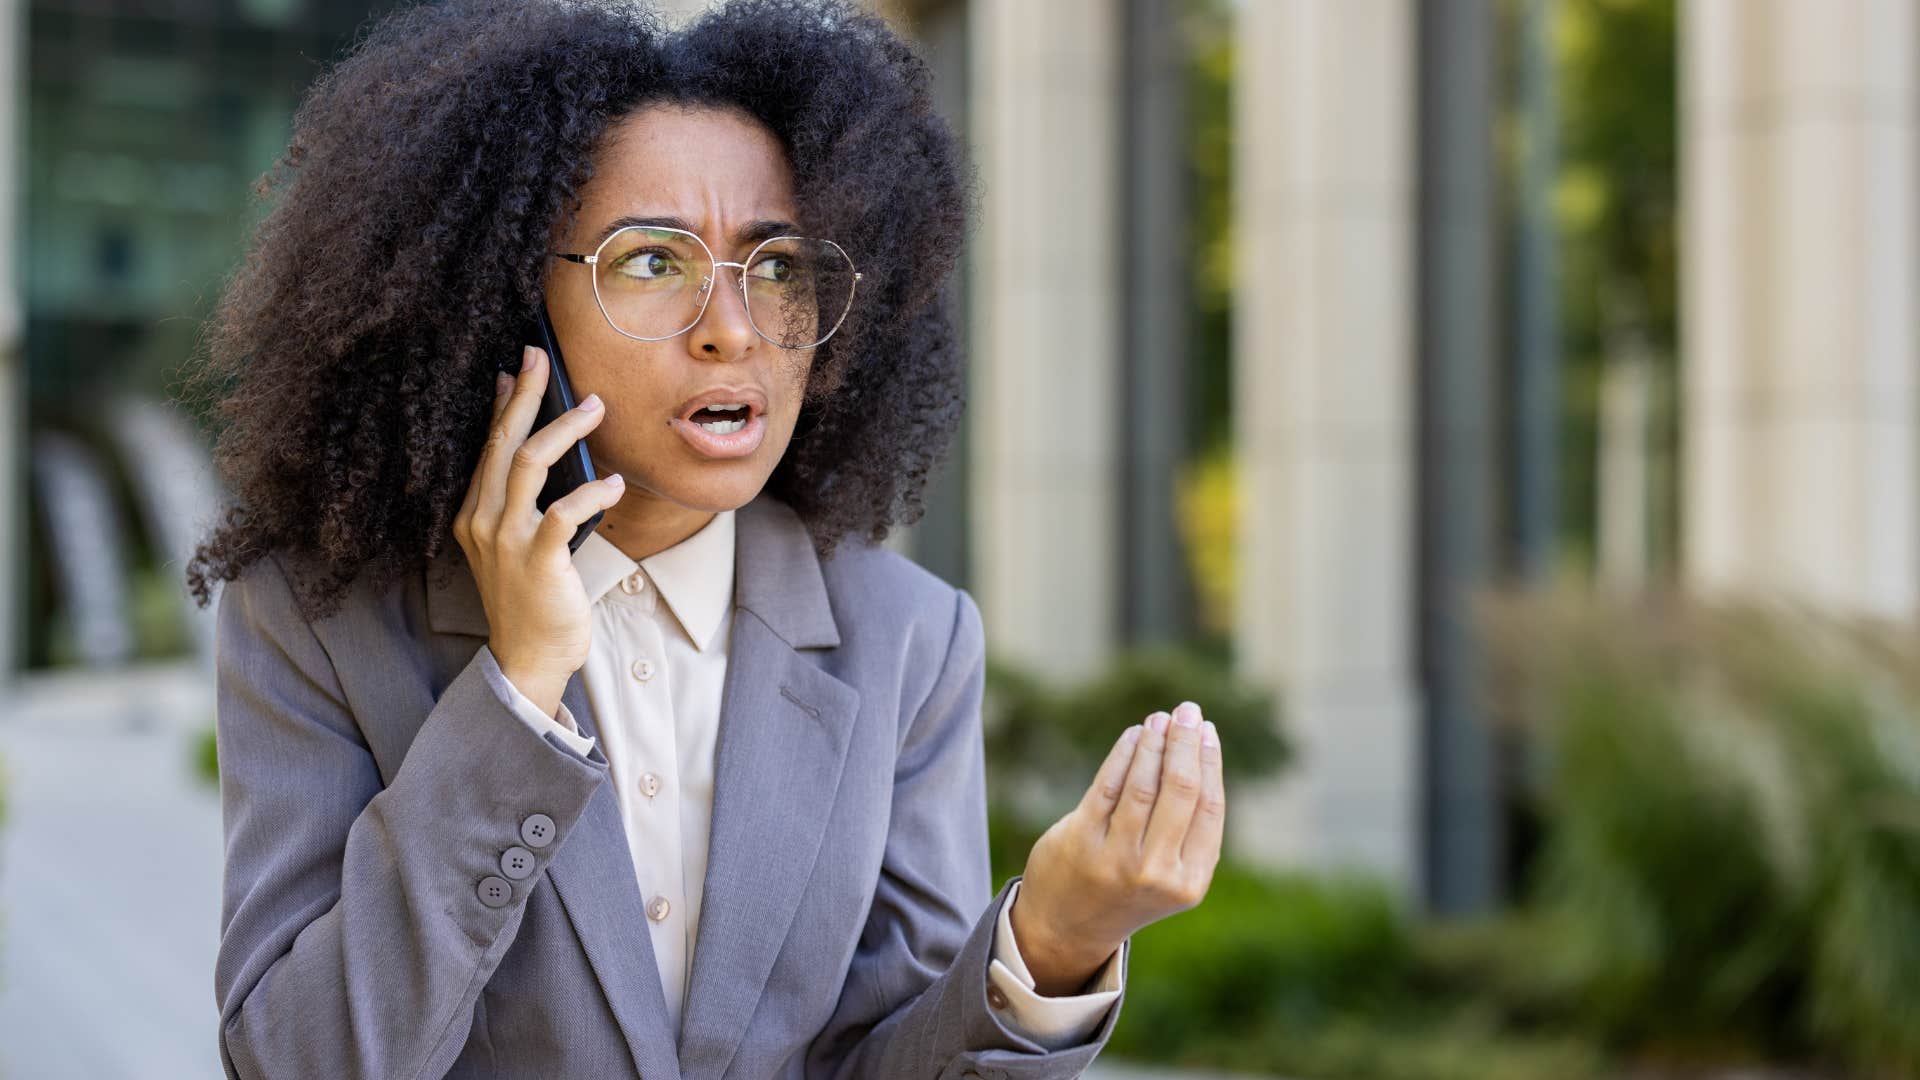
[592,492,717,562]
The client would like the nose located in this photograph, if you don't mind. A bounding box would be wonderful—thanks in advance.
[686,262,757,361]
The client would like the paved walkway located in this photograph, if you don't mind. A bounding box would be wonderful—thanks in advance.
[0,662,224,1079]
[0,662,1275,1080]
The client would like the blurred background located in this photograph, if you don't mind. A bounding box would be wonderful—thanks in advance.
[2,0,1915,1077]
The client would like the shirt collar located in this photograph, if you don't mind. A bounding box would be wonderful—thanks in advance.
[571,510,736,651]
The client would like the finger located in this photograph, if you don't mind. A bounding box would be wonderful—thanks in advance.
[1078,724,1143,821]
[460,370,519,530]
[503,392,607,531]
[491,370,517,423]
[1142,701,1205,861]
[1182,718,1226,868]
[532,471,626,554]
[1106,709,1170,845]
[474,346,549,527]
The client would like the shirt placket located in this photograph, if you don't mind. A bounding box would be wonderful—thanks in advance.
[606,567,689,1032]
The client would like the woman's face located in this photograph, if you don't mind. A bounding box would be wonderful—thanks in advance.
[544,103,812,525]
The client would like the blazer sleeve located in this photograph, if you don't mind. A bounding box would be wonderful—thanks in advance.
[211,553,612,1080]
[804,587,1130,1080]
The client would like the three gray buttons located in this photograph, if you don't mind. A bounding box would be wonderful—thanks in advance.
[479,814,558,908]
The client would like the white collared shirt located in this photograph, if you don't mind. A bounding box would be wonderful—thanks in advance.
[476,510,1122,1049]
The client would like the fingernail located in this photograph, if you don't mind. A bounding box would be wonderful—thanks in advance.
[1148,712,1170,734]
[1202,720,1219,748]
[496,372,513,397]
[605,472,624,487]
[521,346,538,372]
[579,393,602,411]
[1175,702,1201,728]
[1123,725,1141,745]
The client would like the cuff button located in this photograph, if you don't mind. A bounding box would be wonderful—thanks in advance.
[520,813,556,849]
[477,876,513,908]
[500,846,536,880]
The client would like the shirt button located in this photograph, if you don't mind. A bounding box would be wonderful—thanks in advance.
[631,657,655,682]
[640,772,662,798]
[647,895,671,922]
[985,984,1009,1010]
[620,570,646,595]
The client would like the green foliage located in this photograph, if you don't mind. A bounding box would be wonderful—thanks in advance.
[195,724,219,787]
[1483,587,1920,1075]
[1535,0,1681,566]
[982,646,1288,833]
[1082,856,1608,1080]
[1107,861,1412,1060]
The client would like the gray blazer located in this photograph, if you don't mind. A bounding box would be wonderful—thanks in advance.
[212,494,1125,1080]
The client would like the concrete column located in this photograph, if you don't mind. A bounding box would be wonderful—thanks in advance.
[1232,1,1421,893]
[967,0,1119,676]
[1682,0,1920,617]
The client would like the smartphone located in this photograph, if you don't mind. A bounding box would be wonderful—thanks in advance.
[502,304,603,553]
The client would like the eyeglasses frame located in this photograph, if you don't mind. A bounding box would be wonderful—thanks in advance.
[553,224,862,350]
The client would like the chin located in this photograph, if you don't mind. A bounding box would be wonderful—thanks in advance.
[643,469,777,515]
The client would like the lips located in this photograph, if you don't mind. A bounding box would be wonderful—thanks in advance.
[669,385,770,460]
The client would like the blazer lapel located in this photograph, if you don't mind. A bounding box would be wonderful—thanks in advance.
[422,547,683,1080]
[676,497,860,1080]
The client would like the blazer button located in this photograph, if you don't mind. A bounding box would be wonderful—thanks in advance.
[520,813,556,849]
[477,876,513,908]
[985,984,1010,1010]
[647,895,671,922]
[500,846,536,880]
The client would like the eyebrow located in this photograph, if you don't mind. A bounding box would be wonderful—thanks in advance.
[590,214,799,251]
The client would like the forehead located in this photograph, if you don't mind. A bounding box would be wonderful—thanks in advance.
[584,104,797,224]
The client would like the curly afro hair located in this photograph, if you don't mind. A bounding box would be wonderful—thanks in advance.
[181,0,973,622]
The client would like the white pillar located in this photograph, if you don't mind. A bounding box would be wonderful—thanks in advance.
[967,0,1119,677]
[1682,0,1920,617]
[1232,1,1421,893]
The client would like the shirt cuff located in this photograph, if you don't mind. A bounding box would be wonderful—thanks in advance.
[476,644,597,758]
[985,878,1125,1050]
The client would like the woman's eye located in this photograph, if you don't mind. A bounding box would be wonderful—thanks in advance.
[748,255,796,283]
[613,250,680,280]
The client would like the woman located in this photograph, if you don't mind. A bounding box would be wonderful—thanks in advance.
[186,2,1225,1077]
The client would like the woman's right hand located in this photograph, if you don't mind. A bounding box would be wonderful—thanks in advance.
[451,344,627,718]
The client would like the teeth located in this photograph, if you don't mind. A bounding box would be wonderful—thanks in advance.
[698,419,746,435]
[709,403,746,412]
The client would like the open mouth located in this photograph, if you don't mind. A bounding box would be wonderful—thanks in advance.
[686,402,752,435]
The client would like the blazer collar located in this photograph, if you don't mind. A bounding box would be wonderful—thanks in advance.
[424,492,839,650]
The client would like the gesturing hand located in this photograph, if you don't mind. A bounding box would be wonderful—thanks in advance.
[1008,701,1225,995]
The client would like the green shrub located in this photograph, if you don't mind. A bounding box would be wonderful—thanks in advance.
[195,724,219,787]
[1107,860,1412,1060]
[1483,587,1920,1076]
[983,646,1289,833]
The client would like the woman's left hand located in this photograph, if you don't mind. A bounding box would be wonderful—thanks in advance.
[1008,700,1225,995]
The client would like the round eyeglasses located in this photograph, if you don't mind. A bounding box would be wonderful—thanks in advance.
[554,225,861,350]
